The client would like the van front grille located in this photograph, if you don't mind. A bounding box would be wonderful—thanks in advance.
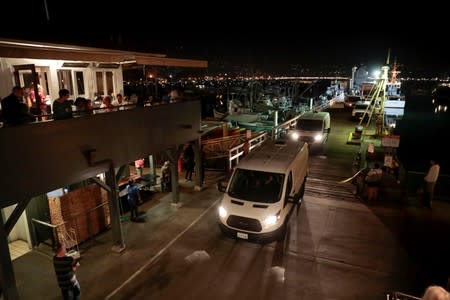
[300,136,314,143]
[227,215,262,232]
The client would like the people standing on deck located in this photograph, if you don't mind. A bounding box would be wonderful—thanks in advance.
[135,159,145,177]
[53,243,81,300]
[183,143,195,181]
[1,86,34,126]
[422,285,450,300]
[161,161,171,192]
[423,159,440,208]
[29,83,48,115]
[200,146,206,185]
[126,179,141,221]
[391,157,400,184]
[74,97,93,117]
[52,89,73,120]
[365,162,382,202]
[99,95,114,112]
[112,93,129,108]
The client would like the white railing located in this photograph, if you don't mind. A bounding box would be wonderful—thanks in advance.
[202,134,247,159]
[388,291,421,300]
[271,114,303,140]
[227,132,268,171]
[31,218,78,255]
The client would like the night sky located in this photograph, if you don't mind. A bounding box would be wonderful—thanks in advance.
[2,0,449,76]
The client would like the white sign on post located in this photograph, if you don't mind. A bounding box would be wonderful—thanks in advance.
[381,135,400,148]
[384,155,393,168]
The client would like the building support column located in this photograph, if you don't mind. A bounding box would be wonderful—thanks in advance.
[105,163,126,253]
[0,212,19,300]
[148,155,157,184]
[165,148,180,205]
[193,139,203,191]
[115,165,128,183]
[4,199,30,235]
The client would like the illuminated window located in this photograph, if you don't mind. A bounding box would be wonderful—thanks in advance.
[75,71,85,95]
[96,72,104,96]
[57,70,73,93]
[106,72,114,96]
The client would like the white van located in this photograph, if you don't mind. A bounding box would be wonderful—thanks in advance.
[290,111,331,146]
[217,138,309,242]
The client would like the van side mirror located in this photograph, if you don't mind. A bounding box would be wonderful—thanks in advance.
[286,195,297,204]
[326,128,331,133]
[217,180,228,192]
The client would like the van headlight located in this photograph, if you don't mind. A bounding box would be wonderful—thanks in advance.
[290,132,299,141]
[218,206,228,218]
[314,134,323,142]
[263,211,280,228]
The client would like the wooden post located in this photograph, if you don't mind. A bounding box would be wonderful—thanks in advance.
[105,163,126,252]
[0,212,19,299]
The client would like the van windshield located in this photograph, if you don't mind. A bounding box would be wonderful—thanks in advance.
[296,119,323,131]
[228,169,285,203]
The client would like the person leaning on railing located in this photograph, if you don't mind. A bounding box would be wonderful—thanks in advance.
[52,89,73,120]
[423,159,440,208]
[1,86,35,126]
[422,285,450,300]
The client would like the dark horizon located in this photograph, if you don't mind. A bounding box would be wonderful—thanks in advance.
[2,1,449,77]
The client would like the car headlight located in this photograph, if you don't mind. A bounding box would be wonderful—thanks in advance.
[290,132,299,141]
[314,134,323,142]
[218,206,228,218]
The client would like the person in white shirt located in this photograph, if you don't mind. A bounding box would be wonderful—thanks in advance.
[112,93,126,106]
[424,159,440,208]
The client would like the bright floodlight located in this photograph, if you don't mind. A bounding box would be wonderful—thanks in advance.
[373,70,381,78]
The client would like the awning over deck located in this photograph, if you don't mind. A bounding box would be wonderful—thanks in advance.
[0,39,207,68]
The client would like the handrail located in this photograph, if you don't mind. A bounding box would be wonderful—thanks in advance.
[65,202,108,220]
[389,291,421,300]
[227,132,267,171]
[31,201,110,249]
[3,98,199,128]
[269,99,331,140]
[407,170,450,179]
[31,218,61,228]
[271,113,304,140]
[202,133,247,145]
[339,167,368,184]
[32,201,108,227]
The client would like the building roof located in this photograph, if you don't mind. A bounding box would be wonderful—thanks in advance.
[0,38,207,68]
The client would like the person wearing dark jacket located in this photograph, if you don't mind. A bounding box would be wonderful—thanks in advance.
[183,144,195,181]
[52,89,73,120]
[1,86,34,126]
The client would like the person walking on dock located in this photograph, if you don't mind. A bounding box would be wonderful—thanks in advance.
[423,159,440,208]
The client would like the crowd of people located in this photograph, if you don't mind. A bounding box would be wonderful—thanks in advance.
[0,86,135,127]
[361,155,441,209]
